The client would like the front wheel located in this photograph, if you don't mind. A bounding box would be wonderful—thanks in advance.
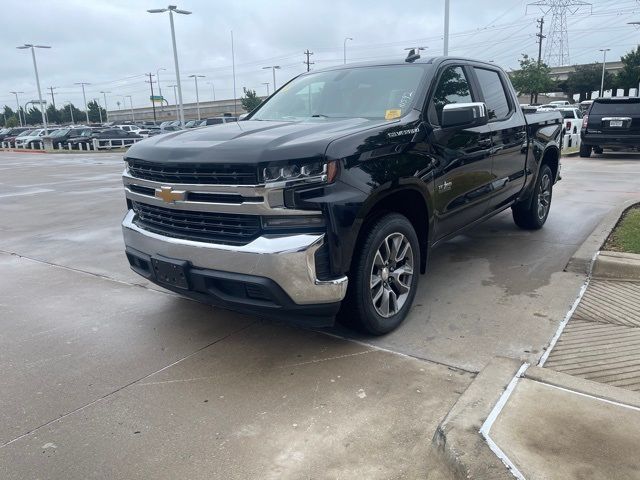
[512,164,553,230]
[579,144,592,157]
[341,213,420,335]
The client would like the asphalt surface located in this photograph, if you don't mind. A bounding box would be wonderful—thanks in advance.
[1,150,639,479]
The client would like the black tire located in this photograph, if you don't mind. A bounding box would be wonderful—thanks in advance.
[341,213,420,335]
[512,164,553,230]
[593,146,603,154]
[579,144,592,157]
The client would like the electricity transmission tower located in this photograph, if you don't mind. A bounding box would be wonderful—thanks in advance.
[529,0,591,66]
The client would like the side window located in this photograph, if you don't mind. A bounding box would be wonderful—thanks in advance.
[474,68,511,120]
[429,66,473,124]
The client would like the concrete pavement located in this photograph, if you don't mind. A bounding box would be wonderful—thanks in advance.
[2,150,640,478]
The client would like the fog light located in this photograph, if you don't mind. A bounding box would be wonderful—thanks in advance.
[262,215,325,229]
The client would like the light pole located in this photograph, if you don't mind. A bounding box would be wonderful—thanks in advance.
[16,44,50,133]
[207,81,216,101]
[100,91,110,123]
[148,5,191,127]
[599,48,611,98]
[444,0,450,55]
[64,102,75,124]
[75,82,91,123]
[10,91,24,126]
[189,74,205,120]
[262,66,281,91]
[168,84,179,121]
[262,82,270,96]
[94,99,103,124]
[343,37,353,64]
[126,95,135,122]
[156,67,166,113]
[628,22,640,96]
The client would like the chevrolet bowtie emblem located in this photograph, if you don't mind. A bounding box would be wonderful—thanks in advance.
[155,186,186,203]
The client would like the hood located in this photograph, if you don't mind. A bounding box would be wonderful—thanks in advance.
[125,118,393,165]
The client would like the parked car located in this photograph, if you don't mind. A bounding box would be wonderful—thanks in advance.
[2,129,34,147]
[200,117,238,126]
[537,104,559,110]
[558,108,583,135]
[579,100,593,113]
[549,100,572,107]
[121,55,563,335]
[184,120,201,128]
[114,124,150,137]
[15,128,48,148]
[146,125,180,137]
[580,97,640,157]
[0,127,31,144]
[44,127,94,148]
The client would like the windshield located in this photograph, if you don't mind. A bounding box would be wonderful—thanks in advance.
[591,100,640,116]
[560,110,575,119]
[251,65,425,121]
[50,128,70,137]
[16,130,33,137]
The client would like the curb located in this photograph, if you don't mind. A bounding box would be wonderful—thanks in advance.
[592,250,640,281]
[565,199,640,275]
[426,357,521,480]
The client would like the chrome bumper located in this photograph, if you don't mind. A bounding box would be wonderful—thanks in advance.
[121,210,348,305]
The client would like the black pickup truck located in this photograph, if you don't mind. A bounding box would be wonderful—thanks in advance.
[121,55,562,335]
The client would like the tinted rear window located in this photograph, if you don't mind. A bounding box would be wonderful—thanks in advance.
[591,100,640,116]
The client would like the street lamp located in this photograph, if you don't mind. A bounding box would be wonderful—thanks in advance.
[189,74,205,120]
[156,67,166,112]
[10,91,24,126]
[125,95,135,122]
[207,81,216,102]
[148,5,192,127]
[94,98,103,124]
[64,102,75,124]
[168,84,179,121]
[599,48,611,98]
[343,37,353,64]
[262,82,270,96]
[75,82,91,123]
[16,44,50,133]
[262,65,281,91]
[100,91,110,123]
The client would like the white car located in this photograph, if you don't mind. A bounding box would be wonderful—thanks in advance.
[549,100,572,107]
[558,108,583,135]
[15,128,48,148]
[114,124,150,137]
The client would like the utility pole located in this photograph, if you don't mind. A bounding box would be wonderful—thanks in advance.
[534,17,546,104]
[75,82,91,123]
[146,73,157,123]
[95,99,103,123]
[100,91,110,123]
[48,86,57,109]
[303,49,314,72]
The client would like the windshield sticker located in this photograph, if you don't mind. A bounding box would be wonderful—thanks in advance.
[387,127,419,138]
[399,91,414,109]
[385,109,402,120]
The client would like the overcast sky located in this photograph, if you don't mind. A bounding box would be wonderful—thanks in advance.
[1,0,639,113]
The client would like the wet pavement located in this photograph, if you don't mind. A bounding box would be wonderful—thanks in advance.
[1,151,639,478]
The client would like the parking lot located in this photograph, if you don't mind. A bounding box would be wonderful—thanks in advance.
[1,150,640,479]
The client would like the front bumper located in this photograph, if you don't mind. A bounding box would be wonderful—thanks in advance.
[122,210,348,320]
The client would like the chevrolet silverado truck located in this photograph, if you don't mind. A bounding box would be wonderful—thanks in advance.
[121,55,562,335]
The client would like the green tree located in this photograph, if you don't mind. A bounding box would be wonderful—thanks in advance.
[5,116,18,127]
[46,104,61,125]
[616,46,640,96]
[510,54,554,103]
[87,100,106,123]
[25,106,44,125]
[60,103,84,124]
[565,63,614,101]
[240,88,262,112]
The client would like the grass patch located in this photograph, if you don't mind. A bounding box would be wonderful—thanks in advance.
[604,205,640,254]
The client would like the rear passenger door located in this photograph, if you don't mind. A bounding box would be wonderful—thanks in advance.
[426,64,495,240]
[472,67,528,212]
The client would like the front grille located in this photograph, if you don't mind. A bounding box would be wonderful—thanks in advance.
[132,201,261,246]
[126,158,259,185]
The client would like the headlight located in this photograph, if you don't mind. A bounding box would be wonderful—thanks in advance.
[262,160,338,185]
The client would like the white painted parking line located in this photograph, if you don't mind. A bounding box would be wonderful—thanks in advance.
[0,188,54,198]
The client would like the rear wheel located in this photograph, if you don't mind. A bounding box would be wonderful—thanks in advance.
[579,144,592,157]
[512,164,553,230]
[593,146,603,154]
[342,213,420,335]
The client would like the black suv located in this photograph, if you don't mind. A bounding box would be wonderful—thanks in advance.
[580,97,640,157]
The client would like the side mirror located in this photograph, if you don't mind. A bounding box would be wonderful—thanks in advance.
[441,102,488,128]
